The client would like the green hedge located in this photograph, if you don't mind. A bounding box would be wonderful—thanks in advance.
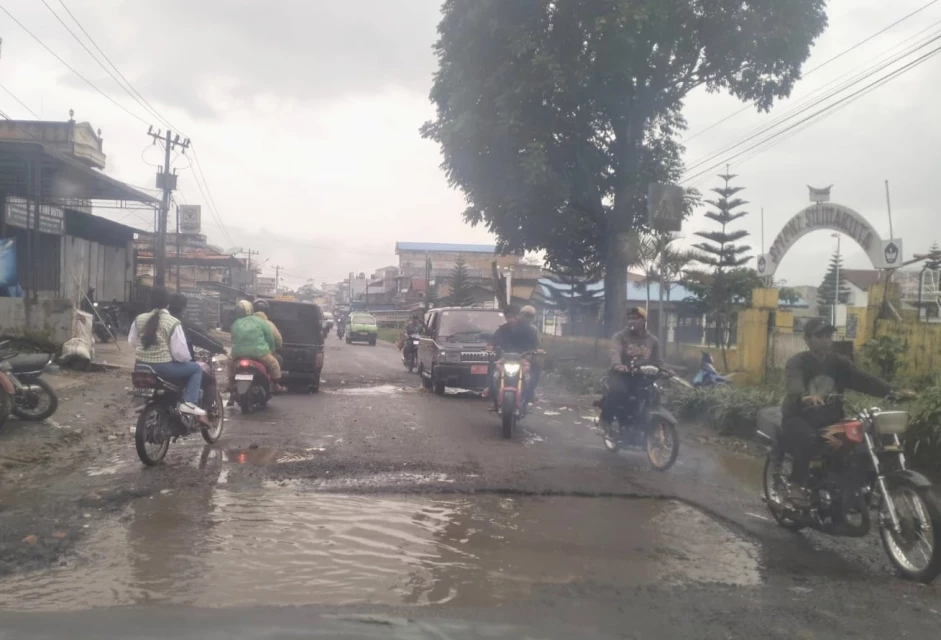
[667,385,778,438]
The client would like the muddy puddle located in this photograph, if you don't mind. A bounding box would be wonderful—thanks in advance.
[327,384,416,396]
[0,492,761,611]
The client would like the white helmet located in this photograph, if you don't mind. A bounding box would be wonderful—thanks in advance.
[520,305,536,318]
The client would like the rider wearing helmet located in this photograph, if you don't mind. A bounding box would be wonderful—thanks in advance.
[252,299,283,350]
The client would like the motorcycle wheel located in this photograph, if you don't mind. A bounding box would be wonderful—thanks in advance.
[880,482,941,583]
[406,354,415,373]
[645,419,679,471]
[12,378,59,421]
[762,452,804,531]
[135,405,170,466]
[0,389,12,432]
[501,406,515,439]
[200,390,225,444]
[238,392,254,414]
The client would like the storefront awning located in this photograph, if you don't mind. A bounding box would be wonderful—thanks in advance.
[0,141,159,205]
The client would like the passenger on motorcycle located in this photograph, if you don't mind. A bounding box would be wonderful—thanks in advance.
[128,286,206,417]
[600,306,664,429]
[782,317,915,506]
[252,299,283,350]
[228,299,282,395]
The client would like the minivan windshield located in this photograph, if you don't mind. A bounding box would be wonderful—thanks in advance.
[351,314,376,325]
[438,310,504,341]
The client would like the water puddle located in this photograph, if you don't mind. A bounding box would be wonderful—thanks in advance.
[0,492,761,611]
[327,385,414,396]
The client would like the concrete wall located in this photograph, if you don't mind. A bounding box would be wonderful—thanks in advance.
[0,297,80,347]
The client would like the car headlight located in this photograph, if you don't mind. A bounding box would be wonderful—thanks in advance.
[438,350,458,363]
[502,363,521,376]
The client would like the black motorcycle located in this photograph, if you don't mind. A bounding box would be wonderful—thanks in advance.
[0,342,59,422]
[130,349,225,465]
[403,331,421,372]
[337,323,346,339]
[759,394,941,583]
[597,361,687,471]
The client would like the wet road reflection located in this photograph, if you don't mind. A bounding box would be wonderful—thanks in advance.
[0,490,761,611]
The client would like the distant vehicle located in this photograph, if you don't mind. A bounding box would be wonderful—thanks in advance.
[417,307,504,395]
[346,313,378,346]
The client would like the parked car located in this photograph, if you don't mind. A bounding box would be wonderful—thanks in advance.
[346,313,378,346]
[418,307,505,395]
[264,299,326,392]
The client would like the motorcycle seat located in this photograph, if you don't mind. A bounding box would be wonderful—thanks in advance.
[132,364,183,392]
[5,353,52,373]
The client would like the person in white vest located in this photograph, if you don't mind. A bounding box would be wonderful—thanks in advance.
[128,286,206,417]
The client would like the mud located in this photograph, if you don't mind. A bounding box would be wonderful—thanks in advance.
[0,491,759,611]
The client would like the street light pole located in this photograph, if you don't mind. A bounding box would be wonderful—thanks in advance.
[832,233,841,326]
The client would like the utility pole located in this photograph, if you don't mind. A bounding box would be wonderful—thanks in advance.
[245,249,259,294]
[274,265,283,295]
[146,127,189,288]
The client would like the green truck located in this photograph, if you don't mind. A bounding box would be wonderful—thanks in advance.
[346,312,378,346]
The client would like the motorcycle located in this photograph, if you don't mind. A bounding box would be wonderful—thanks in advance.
[493,350,534,439]
[759,394,941,583]
[597,361,687,471]
[231,358,272,413]
[0,342,59,424]
[130,350,225,466]
[337,323,346,339]
[403,332,421,372]
[91,302,120,343]
[692,351,730,386]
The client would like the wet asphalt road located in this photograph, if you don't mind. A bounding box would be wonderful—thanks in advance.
[1,337,940,638]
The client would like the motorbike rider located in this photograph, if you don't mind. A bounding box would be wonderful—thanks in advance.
[401,313,423,356]
[228,299,282,398]
[600,306,664,429]
[128,286,206,417]
[782,317,915,507]
[518,305,542,406]
[253,299,283,351]
[168,293,226,360]
[486,304,540,402]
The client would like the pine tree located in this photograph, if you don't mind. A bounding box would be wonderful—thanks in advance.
[689,172,752,368]
[447,255,474,307]
[816,250,851,320]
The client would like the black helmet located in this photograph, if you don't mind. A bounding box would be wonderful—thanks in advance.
[253,299,269,313]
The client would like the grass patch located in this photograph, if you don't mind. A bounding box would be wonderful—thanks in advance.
[667,384,779,439]
[377,327,400,344]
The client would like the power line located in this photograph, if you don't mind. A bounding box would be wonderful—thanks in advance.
[683,0,941,143]
[682,28,941,179]
[681,43,941,185]
[0,2,149,125]
[0,82,40,119]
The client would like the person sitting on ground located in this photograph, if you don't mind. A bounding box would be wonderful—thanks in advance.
[128,286,205,417]
[229,299,282,396]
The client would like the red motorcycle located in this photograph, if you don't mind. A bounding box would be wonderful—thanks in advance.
[232,358,272,413]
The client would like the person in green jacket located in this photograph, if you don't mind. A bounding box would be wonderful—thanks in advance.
[228,299,282,393]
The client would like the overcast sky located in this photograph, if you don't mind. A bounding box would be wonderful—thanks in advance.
[1,0,939,288]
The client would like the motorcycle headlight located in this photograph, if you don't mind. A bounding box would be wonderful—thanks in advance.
[502,363,521,376]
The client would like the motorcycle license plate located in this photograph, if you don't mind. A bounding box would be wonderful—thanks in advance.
[234,374,254,381]
[470,365,488,375]
[133,388,154,397]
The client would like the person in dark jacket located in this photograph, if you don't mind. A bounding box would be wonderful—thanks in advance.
[781,317,914,506]
[168,293,226,359]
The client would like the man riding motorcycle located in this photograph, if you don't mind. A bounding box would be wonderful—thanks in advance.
[228,300,282,400]
[486,304,541,405]
[600,306,665,430]
[253,299,283,351]
[518,305,542,406]
[400,313,423,358]
[782,317,915,507]
[168,293,227,408]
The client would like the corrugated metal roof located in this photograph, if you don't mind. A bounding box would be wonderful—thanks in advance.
[395,242,496,254]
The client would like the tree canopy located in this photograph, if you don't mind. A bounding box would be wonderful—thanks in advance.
[423,0,828,332]
[447,256,475,307]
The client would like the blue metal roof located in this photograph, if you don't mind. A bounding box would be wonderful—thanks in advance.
[395,242,496,254]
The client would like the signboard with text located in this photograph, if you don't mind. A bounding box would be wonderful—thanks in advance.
[4,197,64,235]
[178,204,201,234]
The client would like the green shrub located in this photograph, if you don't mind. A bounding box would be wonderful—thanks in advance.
[909,383,941,469]
[543,363,606,396]
[860,335,906,382]
[668,385,778,438]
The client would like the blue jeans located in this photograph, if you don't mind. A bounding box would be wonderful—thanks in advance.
[145,361,203,404]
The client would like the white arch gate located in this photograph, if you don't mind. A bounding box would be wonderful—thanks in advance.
[756,201,903,280]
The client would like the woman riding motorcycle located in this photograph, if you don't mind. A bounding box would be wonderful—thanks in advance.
[128,287,205,417]
[228,300,282,397]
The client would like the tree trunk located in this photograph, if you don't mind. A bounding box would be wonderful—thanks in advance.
[603,235,628,337]
[658,275,665,347]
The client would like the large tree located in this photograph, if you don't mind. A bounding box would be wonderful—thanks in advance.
[447,256,475,307]
[422,0,828,333]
